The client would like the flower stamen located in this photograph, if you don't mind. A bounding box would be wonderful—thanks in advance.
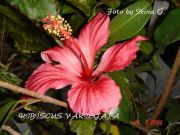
[42,14,91,79]
[42,14,72,41]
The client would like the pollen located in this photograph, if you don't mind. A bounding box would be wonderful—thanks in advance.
[42,14,72,41]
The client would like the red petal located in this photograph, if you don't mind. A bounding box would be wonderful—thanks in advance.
[77,12,110,69]
[25,63,80,94]
[93,36,147,76]
[68,75,121,115]
[41,45,83,77]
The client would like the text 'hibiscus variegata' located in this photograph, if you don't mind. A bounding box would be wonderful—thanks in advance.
[25,13,147,115]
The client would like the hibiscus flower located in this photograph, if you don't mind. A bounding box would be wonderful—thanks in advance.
[25,13,146,115]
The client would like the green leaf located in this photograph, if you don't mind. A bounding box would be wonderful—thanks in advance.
[70,119,96,135]
[7,0,60,21]
[138,108,147,125]
[100,119,111,133]
[109,0,151,42]
[29,121,49,135]
[69,13,86,33]
[165,97,179,109]
[67,0,95,16]
[0,68,22,85]
[139,41,154,55]
[101,0,121,9]
[120,125,136,135]
[99,123,120,135]
[165,98,180,123]
[0,6,48,52]
[166,105,180,123]
[109,71,129,89]
[152,53,162,70]
[130,82,147,95]
[0,5,26,28]
[118,93,132,123]
[48,119,65,132]
[62,3,75,15]
[124,63,154,78]
[0,131,9,135]
[154,9,180,53]
[109,71,132,123]
[0,100,18,130]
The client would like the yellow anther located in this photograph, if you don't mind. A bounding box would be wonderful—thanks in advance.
[42,14,72,41]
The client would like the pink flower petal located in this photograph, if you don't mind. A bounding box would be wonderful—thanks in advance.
[25,63,80,95]
[93,36,147,76]
[77,12,110,69]
[68,75,121,115]
[41,45,83,77]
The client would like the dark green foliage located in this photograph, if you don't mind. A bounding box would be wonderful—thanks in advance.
[0,0,179,134]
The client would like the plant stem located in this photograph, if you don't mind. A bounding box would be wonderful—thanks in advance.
[2,125,20,135]
[152,48,180,119]
[12,99,41,113]
[0,80,68,108]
